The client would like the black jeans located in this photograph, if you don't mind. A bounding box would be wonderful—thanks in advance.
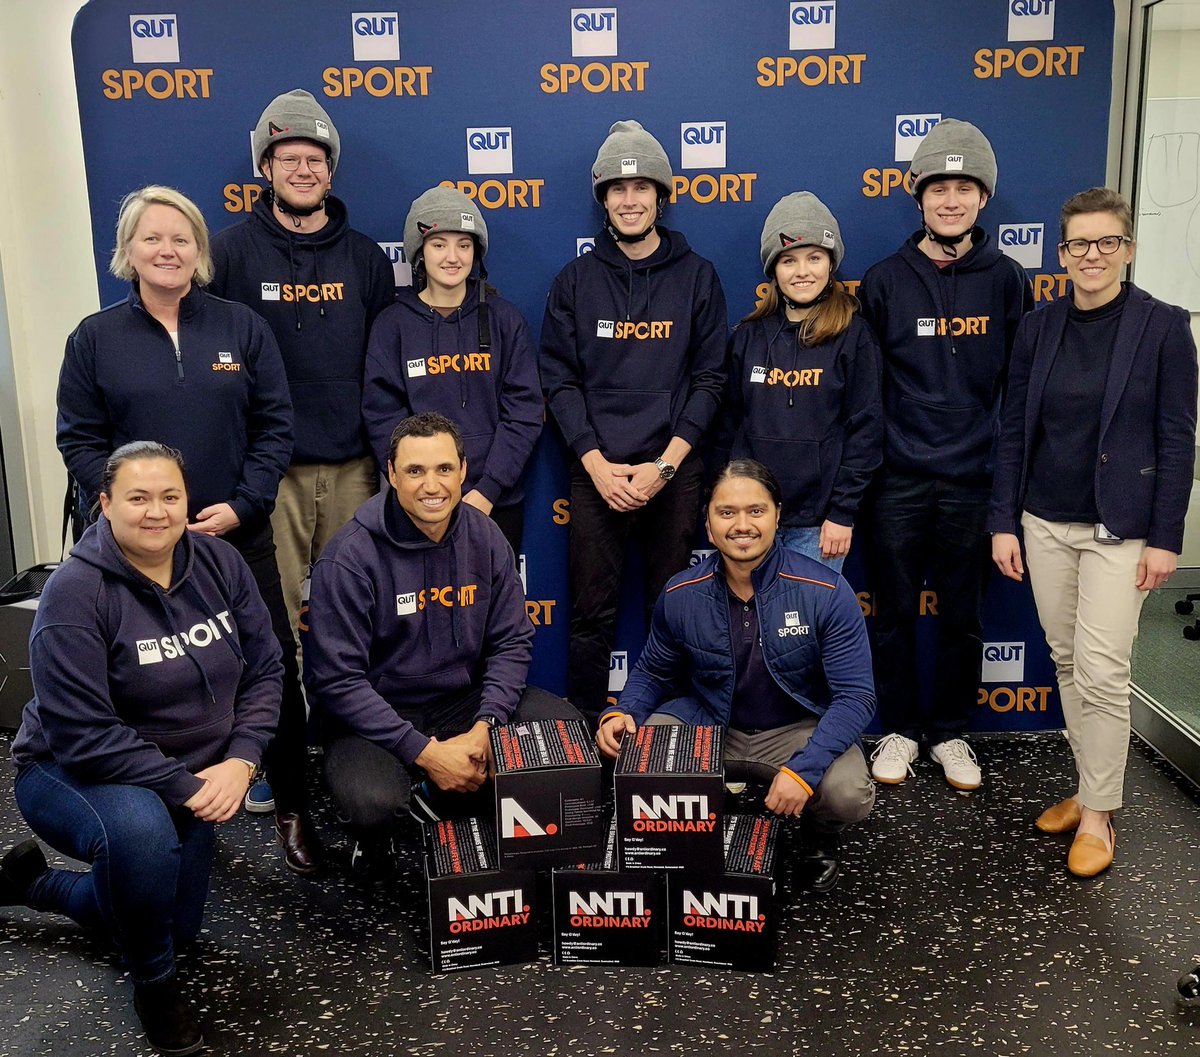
[491,502,525,565]
[225,517,309,813]
[566,459,703,724]
[323,685,581,837]
[865,469,991,744]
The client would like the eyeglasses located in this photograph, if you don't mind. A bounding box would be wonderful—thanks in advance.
[272,154,328,173]
[1058,235,1131,257]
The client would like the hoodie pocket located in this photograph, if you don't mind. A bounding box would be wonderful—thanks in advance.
[590,388,672,462]
[895,396,988,463]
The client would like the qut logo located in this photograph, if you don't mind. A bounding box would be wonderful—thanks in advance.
[500,798,557,838]
[576,237,596,256]
[680,122,727,170]
[631,794,711,820]
[981,641,1025,683]
[129,14,179,64]
[789,1,836,51]
[571,7,618,57]
[689,548,716,566]
[466,127,514,175]
[517,553,528,594]
[378,242,411,287]
[608,651,628,693]
[352,11,400,61]
[1008,0,1054,42]
[998,223,1044,270]
[894,113,941,163]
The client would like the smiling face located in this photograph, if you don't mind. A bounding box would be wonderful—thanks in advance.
[705,475,780,573]
[604,177,659,239]
[774,247,832,307]
[421,233,475,299]
[1059,210,1134,311]
[387,432,467,542]
[99,457,187,572]
[126,204,198,299]
[262,139,332,214]
[919,177,987,239]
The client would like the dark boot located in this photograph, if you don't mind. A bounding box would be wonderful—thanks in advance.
[795,824,841,895]
[274,811,322,876]
[1,839,48,906]
[132,974,204,1056]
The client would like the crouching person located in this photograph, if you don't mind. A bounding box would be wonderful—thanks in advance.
[596,459,876,893]
[304,412,580,870]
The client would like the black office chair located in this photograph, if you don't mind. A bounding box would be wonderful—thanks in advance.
[1175,595,1200,640]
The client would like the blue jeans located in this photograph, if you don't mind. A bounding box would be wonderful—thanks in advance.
[14,762,214,983]
[777,525,846,574]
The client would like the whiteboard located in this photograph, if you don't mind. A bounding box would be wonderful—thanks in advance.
[1135,97,1200,311]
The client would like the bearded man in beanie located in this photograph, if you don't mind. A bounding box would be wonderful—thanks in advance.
[858,119,1033,792]
[209,89,395,873]
[540,119,728,725]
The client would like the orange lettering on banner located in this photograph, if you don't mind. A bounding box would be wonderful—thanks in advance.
[861,168,915,197]
[978,686,1052,713]
[223,183,262,213]
[552,499,571,526]
[671,174,757,204]
[101,68,214,100]
[1033,274,1070,302]
[438,179,544,209]
[755,54,866,87]
[539,61,650,94]
[973,45,1084,79]
[321,66,433,97]
[526,600,556,626]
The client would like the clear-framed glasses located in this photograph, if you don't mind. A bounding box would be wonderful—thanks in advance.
[1058,235,1131,257]
[272,154,328,173]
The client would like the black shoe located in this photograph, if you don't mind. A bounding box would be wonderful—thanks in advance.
[274,812,322,876]
[1,839,48,906]
[349,835,400,884]
[133,974,204,1056]
[795,831,841,895]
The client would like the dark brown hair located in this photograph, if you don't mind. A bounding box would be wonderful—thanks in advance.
[388,411,466,466]
[1060,187,1133,241]
[743,271,859,347]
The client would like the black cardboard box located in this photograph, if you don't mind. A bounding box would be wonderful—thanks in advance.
[425,817,538,973]
[551,822,664,966]
[614,723,725,871]
[667,813,781,972]
[491,718,605,868]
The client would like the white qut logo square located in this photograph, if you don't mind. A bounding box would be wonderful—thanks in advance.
[916,318,936,336]
[466,127,514,175]
[261,283,281,301]
[1008,0,1054,42]
[576,237,596,256]
[789,1,836,51]
[894,113,941,163]
[680,122,727,170]
[136,638,163,665]
[608,651,628,693]
[998,223,1045,270]
[518,553,528,594]
[396,592,418,616]
[570,7,618,57]
[218,351,233,364]
[981,641,1025,682]
[944,154,965,171]
[352,12,400,61]
[750,365,767,384]
[784,611,801,627]
[596,320,615,338]
[689,548,716,567]
[129,14,179,64]
[406,358,427,378]
[378,242,411,287]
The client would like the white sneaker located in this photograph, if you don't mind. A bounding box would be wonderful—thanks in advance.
[930,738,981,791]
[869,734,919,784]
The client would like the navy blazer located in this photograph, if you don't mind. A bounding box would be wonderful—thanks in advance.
[988,283,1197,552]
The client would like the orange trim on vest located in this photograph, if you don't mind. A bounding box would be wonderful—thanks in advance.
[667,572,715,593]
[777,572,835,590]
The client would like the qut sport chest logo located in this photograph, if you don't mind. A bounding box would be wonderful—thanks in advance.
[915,316,991,337]
[136,611,234,665]
[595,319,674,340]
[260,282,346,304]
[778,611,810,637]
[405,353,493,378]
[396,586,478,614]
[749,365,824,388]
[211,351,240,373]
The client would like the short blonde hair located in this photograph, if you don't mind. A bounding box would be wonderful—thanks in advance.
[109,185,213,286]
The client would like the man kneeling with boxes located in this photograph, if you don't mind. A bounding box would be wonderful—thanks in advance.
[306,411,580,871]
[596,459,876,893]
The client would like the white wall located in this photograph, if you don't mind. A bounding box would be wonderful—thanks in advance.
[0,1,96,564]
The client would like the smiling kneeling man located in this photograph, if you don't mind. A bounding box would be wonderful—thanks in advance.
[305,411,580,871]
[596,459,877,893]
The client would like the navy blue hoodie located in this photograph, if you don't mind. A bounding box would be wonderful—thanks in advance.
[540,227,728,464]
[12,518,282,807]
[209,195,395,464]
[722,312,882,528]
[858,229,1033,481]
[304,492,533,765]
[362,285,542,506]
[57,284,293,524]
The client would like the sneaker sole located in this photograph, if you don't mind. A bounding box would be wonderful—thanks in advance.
[244,798,275,814]
[943,776,981,791]
[871,774,910,785]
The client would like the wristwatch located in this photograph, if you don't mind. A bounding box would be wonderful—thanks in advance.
[655,458,677,481]
[231,758,258,782]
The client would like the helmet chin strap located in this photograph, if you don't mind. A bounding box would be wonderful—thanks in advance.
[779,278,833,312]
[606,198,664,244]
[266,187,328,227]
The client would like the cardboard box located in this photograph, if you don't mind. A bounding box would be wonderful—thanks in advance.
[491,718,604,869]
[667,813,781,972]
[425,817,538,973]
[614,723,725,871]
[551,822,664,966]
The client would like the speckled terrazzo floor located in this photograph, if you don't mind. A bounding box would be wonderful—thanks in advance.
[3,732,1200,1057]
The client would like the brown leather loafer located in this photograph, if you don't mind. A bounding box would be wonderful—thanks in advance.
[1036,797,1082,834]
[1067,822,1115,878]
[275,811,322,876]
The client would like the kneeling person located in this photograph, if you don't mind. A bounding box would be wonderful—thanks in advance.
[305,412,576,862]
[596,459,876,892]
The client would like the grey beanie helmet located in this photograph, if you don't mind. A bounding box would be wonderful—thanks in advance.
[403,187,489,261]
[254,89,341,175]
[591,119,673,202]
[908,118,996,199]
[760,192,844,276]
